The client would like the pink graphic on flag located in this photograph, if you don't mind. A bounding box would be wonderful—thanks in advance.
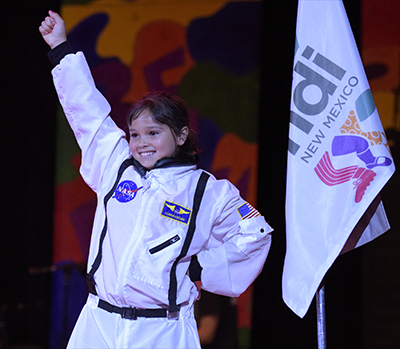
[314,152,358,186]
[314,152,377,203]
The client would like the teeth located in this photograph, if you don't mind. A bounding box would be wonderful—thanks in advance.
[140,152,154,157]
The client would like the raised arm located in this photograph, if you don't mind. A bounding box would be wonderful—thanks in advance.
[39,10,67,49]
[39,11,129,192]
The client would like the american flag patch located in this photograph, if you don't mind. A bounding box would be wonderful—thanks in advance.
[237,202,261,220]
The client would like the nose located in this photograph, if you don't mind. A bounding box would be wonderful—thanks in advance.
[138,136,148,148]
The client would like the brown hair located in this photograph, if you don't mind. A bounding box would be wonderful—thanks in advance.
[127,91,198,159]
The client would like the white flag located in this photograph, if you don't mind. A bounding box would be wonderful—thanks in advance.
[283,0,395,318]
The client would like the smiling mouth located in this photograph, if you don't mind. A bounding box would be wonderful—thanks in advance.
[140,151,155,157]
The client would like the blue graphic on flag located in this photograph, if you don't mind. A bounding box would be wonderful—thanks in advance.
[237,202,260,220]
[161,201,192,224]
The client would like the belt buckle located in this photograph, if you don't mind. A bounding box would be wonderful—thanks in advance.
[121,307,138,320]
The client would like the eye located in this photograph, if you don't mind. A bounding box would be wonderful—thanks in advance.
[130,133,138,138]
[149,130,158,136]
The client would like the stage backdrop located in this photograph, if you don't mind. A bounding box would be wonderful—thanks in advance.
[362,0,400,130]
[50,0,262,347]
[361,0,400,346]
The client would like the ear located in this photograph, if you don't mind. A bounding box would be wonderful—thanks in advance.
[177,126,189,146]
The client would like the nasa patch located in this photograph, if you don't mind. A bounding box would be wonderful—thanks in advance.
[112,180,143,203]
[161,200,192,225]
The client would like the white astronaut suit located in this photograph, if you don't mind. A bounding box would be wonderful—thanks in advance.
[51,47,272,349]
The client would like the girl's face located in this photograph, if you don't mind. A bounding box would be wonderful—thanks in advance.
[129,109,188,169]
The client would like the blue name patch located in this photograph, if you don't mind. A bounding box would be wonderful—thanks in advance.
[161,201,192,225]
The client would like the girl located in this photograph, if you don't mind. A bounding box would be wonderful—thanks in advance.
[40,11,272,349]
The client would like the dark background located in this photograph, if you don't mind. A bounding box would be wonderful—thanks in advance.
[1,1,60,348]
[1,0,398,348]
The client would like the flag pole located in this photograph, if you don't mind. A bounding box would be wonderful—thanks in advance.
[316,282,327,349]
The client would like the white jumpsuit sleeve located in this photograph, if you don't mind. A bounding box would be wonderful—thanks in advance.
[52,52,128,192]
[197,183,272,297]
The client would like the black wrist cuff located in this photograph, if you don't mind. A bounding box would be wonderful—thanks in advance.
[47,41,74,66]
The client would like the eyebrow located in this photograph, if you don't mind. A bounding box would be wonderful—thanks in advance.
[129,124,164,132]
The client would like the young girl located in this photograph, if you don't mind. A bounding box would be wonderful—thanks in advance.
[40,11,272,349]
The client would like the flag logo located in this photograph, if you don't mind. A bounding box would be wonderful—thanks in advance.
[314,102,392,203]
[237,202,260,220]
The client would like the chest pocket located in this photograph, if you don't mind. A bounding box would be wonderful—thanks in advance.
[137,228,185,291]
[149,234,181,255]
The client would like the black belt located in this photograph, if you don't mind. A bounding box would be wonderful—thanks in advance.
[98,299,167,320]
